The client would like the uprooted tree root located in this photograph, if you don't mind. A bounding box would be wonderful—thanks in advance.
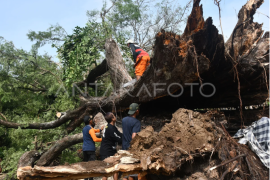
[214,125,269,180]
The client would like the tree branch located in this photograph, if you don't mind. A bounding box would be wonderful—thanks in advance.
[209,154,247,171]
[30,61,62,84]
[0,112,7,121]
[17,87,47,92]
[76,59,108,88]
[0,105,87,130]
[36,133,83,166]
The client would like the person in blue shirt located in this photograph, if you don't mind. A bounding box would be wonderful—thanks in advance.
[82,115,104,180]
[122,103,141,180]
[122,103,141,150]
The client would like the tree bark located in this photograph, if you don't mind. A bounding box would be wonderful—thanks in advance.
[80,0,268,109]
[0,105,86,130]
[225,0,264,58]
[36,133,83,166]
[18,151,41,168]
[182,0,204,37]
[18,163,143,180]
[105,39,132,90]
[65,106,93,134]
[77,59,108,88]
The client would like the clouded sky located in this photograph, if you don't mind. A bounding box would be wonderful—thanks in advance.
[0,0,269,62]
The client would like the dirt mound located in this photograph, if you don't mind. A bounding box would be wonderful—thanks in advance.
[130,108,218,153]
[128,108,221,173]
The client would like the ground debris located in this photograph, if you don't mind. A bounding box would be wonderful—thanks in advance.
[128,108,218,174]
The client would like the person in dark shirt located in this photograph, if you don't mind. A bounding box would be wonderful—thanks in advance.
[82,115,104,180]
[122,103,141,151]
[100,112,122,180]
[122,103,141,180]
[126,39,150,80]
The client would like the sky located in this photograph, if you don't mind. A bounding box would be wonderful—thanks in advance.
[0,0,269,62]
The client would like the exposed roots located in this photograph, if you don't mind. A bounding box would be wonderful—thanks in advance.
[215,125,269,180]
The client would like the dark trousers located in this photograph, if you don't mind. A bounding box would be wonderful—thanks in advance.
[100,154,110,161]
[83,151,96,180]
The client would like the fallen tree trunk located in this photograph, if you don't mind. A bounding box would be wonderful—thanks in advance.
[105,39,132,90]
[79,0,268,111]
[79,38,132,91]
[17,163,143,180]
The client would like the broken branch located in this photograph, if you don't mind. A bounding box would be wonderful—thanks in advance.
[209,154,246,171]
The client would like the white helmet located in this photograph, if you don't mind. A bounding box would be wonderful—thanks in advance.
[126,39,137,44]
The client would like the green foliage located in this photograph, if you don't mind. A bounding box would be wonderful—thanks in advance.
[25,0,143,87]
[0,37,80,177]
[86,0,142,78]
[60,144,82,164]
[1,148,25,178]
[95,142,101,147]
[107,0,141,29]
[0,38,64,114]
[108,0,189,51]
[0,147,5,159]
[57,22,106,86]
[27,24,66,48]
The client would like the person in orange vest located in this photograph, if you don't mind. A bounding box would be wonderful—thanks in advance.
[126,40,150,80]
[82,115,104,180]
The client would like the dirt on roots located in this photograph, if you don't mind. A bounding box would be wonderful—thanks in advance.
[130,108,218,156]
